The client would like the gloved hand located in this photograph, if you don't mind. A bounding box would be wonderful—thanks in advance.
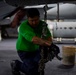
[39,43,62,62]
[50,43,60,55]
[49,43,62,60]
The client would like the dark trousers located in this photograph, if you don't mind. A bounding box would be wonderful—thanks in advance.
[17,50,41,75]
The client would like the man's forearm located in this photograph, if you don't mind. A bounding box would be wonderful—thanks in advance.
[32,36,52,46]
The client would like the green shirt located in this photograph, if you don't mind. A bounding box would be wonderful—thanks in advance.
[16,20,51,52]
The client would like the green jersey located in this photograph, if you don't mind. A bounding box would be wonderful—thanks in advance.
[16,20,51,52]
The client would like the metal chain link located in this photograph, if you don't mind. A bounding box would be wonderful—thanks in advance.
[38,4,49,75]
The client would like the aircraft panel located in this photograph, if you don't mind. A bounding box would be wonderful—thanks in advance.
[0,1,16,20]
[47,3,76,19]
[52,22,76,38]
[4,0,76,7]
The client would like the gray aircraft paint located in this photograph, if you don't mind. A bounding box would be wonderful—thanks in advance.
[48,22,76,38]
[47,3,76,19]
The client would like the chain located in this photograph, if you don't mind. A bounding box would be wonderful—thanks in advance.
[38,22,48,75]
[38,47,45,72]
[38,4,49,75]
